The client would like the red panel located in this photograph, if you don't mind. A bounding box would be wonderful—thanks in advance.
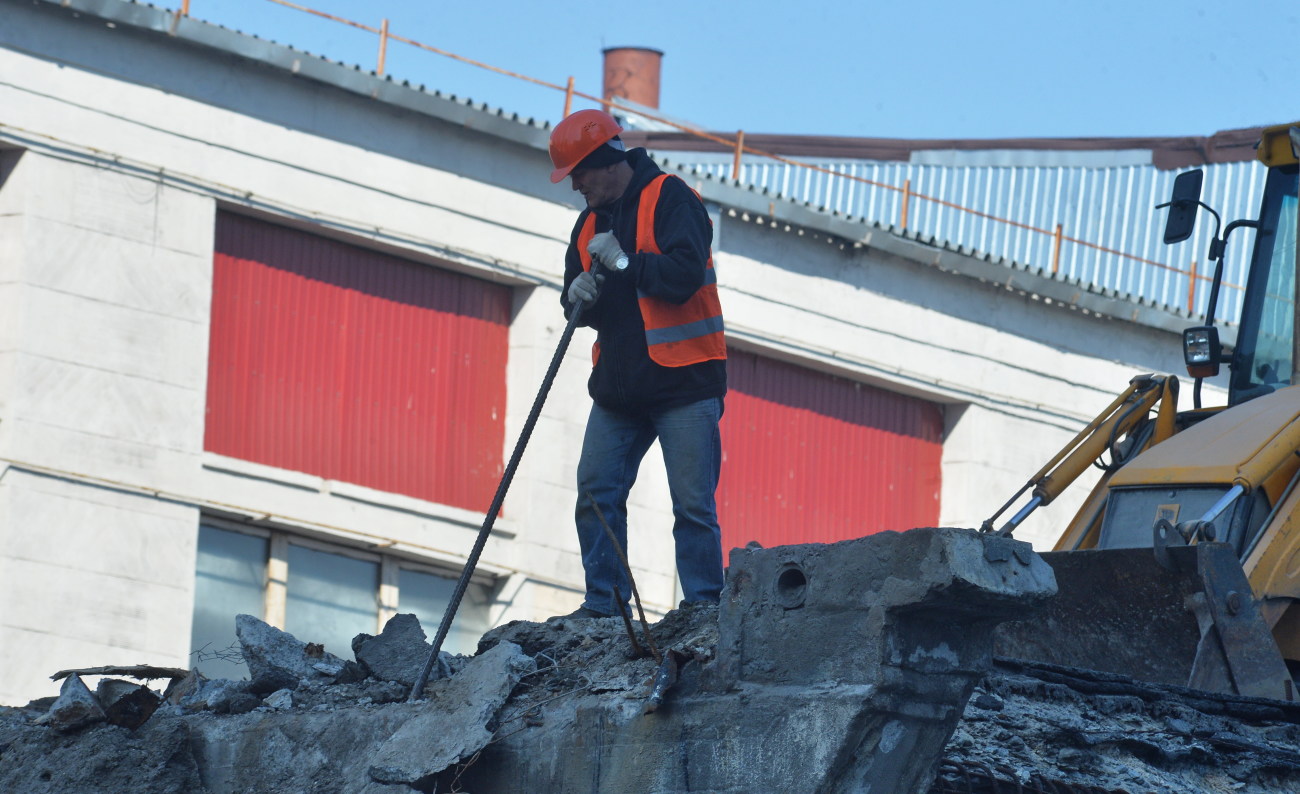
[206,212,510,512]
[718,349,943,554]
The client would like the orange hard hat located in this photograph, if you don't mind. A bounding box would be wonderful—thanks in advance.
[549,109,624,183]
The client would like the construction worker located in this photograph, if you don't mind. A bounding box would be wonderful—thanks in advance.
[548,108,727,620]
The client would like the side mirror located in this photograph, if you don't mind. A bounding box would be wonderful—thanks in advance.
[1183,325,1221,378]
[1162,169,1203,244]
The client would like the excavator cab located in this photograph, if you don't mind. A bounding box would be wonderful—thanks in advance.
[990,124,1300,701]
[1230,154,1298,404]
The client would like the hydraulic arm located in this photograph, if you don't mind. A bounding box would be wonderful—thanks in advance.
[981,374,1179,538]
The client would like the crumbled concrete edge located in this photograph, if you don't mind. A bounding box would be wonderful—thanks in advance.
[367,641,536,785]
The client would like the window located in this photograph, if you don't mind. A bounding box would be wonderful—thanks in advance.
[399,568,493,654]
[190,522,494,680]
[191,526,267,681]
[286,545,379,663]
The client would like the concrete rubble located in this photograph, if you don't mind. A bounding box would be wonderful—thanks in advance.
[935,659,1300,793]
[0,526,1295,793]
[353,612,455,688]
[32,675,105,732]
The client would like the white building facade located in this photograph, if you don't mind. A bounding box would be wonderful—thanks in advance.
[0,0,1216,703]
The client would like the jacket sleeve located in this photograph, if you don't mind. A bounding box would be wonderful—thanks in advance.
[560,211,600,327]
[629,178,713,305]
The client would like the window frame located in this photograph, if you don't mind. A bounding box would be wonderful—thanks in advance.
[192,516,498,675]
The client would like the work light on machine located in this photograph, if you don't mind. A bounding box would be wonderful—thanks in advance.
[1183,325,1222,378]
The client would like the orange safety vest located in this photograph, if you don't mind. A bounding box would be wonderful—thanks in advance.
[577,174,726,368]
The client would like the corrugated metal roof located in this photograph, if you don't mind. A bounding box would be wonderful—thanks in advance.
[22,0,1254,332]
[655,151,1266,325]
[622,125,1266,170]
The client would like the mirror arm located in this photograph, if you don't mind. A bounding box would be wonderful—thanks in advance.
[1199,201,1224,256]
[1203,218,1261,327]
[1222,217,1261,241]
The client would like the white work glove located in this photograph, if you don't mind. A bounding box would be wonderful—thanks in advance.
[567,271,604,305]
[587,232,629,272]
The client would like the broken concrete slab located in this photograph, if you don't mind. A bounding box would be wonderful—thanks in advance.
[132,641,536,793]
[5,648,1300,794]
[367,641,537,786]
[235,613,349,689]
[191,678,248,713]
[455,528,1057,793]
[0,716,205,792]
[352,612,452,687]
[215,692,260,715]
[102,685,161,730]
[162,670,201,705]
[4,524,1300,794]
[244,667,298,696]
[34,675,105,732]
[264,688,295,710]
[939,658,1300,793]
[4,529,1057,791]
[95,678,142,708]
[174,705,438,792]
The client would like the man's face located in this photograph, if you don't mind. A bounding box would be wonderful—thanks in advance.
[569,163,622,209]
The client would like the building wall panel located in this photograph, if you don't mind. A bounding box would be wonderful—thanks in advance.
[206,212,510,512]
[719,350,943,552]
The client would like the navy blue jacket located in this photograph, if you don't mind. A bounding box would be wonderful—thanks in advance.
[560,149,727,414]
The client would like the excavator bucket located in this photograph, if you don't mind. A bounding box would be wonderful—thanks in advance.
[993,544,1295,701]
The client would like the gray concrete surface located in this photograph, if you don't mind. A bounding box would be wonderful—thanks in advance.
[0,527,1054,793]
[2,527,1299,793]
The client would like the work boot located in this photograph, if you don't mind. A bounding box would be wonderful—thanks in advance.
[546,606,612,621]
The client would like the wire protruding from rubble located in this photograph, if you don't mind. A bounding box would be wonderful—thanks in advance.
[611,585,648,659]
[587,491,661,663]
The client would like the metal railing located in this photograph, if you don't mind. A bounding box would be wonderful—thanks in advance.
[170,0,1244,321]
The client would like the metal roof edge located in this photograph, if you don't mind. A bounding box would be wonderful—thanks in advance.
[23,0,552,150]
[874,231,1227,341]
[656,156,1220,341]
[15,0,1217,342]
[623,126,1268,170]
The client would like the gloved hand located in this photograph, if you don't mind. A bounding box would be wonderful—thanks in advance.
[587,232,629,271]
[567,271,604,305]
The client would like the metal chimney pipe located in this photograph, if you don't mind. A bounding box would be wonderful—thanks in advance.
[602,47,663,109]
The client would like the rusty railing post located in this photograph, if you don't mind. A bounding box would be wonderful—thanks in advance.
[1051,223,1064,274]
[204,0,1176,306]
[170,0,191,34]
[900,178,911,229]
[376,18,389,76]
[733,130,745,183]
[1188,260,1198,314]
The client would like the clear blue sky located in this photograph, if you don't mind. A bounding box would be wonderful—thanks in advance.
[185,0,1298,140]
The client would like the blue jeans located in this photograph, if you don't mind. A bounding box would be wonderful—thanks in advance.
[575,397,724,616]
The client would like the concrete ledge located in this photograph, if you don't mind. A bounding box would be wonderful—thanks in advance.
[201,453,514,538]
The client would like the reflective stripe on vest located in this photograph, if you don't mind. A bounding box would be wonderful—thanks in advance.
[577,174,726,368]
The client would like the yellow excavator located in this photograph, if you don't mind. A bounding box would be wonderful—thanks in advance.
[988,122,1300,702]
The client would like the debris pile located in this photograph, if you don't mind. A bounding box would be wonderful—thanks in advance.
[0,604,717,793]
[14,528,1287,793]
[933,659,1300,794]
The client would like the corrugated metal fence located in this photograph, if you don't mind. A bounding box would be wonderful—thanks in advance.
[668,153,1266,325]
